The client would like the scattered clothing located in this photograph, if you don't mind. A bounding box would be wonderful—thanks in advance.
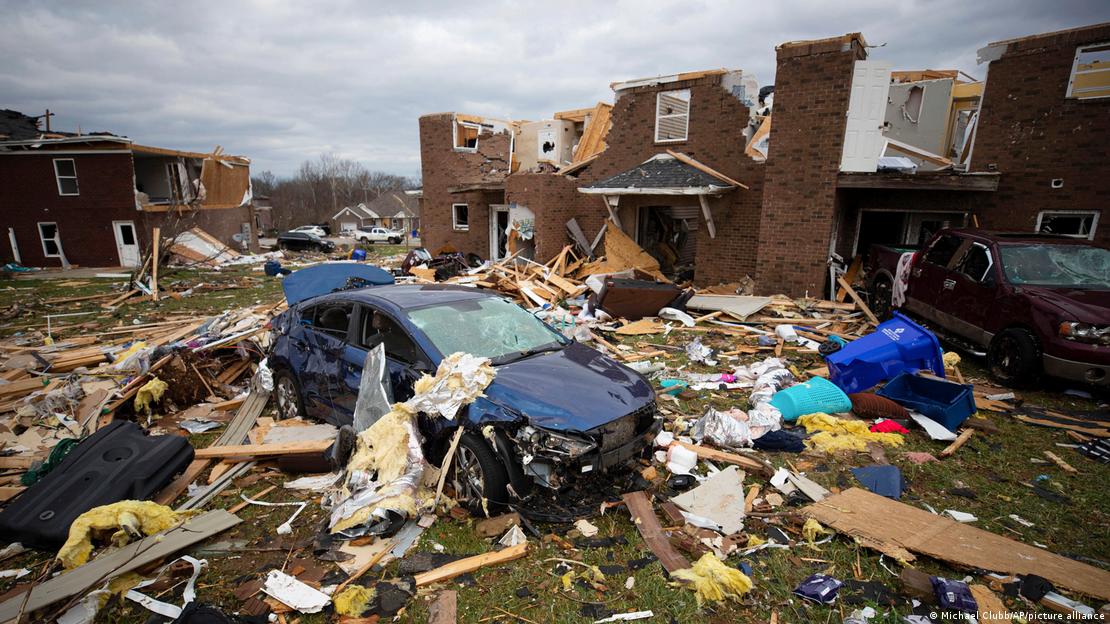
[752,429,805,452]
[794,573,843,604]
[869,419,910,434]
[851,465,905,499]
[931,576,978,613]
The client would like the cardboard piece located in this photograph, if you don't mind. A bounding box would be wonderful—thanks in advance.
[670,466,746,535]
[804,488,1110,601]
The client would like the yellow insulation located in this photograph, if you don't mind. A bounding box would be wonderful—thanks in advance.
[797,413,905,453]
[57,500,197,569]
[671,553,754,605]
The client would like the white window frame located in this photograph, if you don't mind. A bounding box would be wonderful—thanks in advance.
[452,203,469,231]
[654,89,691,143]
[53,158,79,196]
[1066,42,1110,100]
[1035,210,1099,240]
[38,222,61,257]
[453,120,481,152]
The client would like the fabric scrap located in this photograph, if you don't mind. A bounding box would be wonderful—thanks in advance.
[797,413,905,453]
[869,419,910,434]
[851,465,905,499]
[794,573,842,604]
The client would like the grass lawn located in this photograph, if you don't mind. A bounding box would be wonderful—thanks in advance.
[0,263,1106,623]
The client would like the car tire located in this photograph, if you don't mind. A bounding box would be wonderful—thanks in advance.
[277,242,288,251]
[465,253,483,268]
[274,370,307,421]
[870,275,894,320]
[987,328,1041,388]
[389,237,401,244]
[452,433,509,515]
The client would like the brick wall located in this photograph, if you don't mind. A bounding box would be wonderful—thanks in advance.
[0,151,140,267]
[755,36,866,297]
[970,23,1110,246]
[141,205,258,255]
[418,113,512,256]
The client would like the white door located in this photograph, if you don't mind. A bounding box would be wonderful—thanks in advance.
[489,205,510,260]
[112,221,141,267]
[841,60,891,172]
[341,221,357,234]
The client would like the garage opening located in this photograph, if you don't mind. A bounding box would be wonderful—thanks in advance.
[854,209,967,258]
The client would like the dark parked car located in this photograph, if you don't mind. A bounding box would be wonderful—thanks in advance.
[867,229,1110,387]
[268,284,660,506]
[276,231,336,252]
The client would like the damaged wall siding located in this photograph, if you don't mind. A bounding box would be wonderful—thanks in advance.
[755,36,866,296]
[970,23,1110,246]
[418,114,513,255]
[505,172,602,262]
[139,205,258,255]
[0,152,140,267]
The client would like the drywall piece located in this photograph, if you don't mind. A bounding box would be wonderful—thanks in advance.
[884,79,954,157]
[685,295,772,321]
[0,510,240,621]
[262,570,330,613]
[671,466,746,535]
[804,488,1110,600]
[841,61,892,172]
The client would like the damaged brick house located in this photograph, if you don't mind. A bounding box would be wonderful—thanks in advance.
[419,22,1109,297]
[0,109,257,268]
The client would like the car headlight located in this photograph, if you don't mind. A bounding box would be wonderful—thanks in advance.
[516,426,597,460]
[1059,321,1110,346]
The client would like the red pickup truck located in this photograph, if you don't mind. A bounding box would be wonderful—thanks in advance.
[865,229,1110,388]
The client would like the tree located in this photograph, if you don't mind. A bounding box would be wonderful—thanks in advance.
[264,155,415,230]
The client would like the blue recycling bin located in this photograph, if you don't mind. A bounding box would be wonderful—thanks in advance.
[877,372,975,432]
[824,312,944,394]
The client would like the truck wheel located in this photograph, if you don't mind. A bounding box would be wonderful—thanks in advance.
[274,370,306,421]
[870,275,894,319]
[452,433,509,515]
[389,237,401,244]
[987,328,1041,388]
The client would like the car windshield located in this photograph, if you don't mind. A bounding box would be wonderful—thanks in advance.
[407,297,566,363]
[999,244,1110,289]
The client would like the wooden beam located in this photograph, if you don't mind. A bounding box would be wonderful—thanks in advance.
[836,276,879,325]
[622,491,689,573]
[671,440,772,476]
[414,542,528,587]
[193,439,332,460]
[151,226,160,301]
[836,172,1000,192]
[697,194,716,239]
[601,195,622,230]
[940,429,974,457]
[666,149,749,189]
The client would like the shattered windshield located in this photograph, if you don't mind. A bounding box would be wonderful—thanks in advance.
[407,297,566,362]
[999,244,1110,289]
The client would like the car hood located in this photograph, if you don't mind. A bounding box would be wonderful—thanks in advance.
[1023,285,1110,323]
[482,342,655,433]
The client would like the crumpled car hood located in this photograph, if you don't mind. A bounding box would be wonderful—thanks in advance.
[1022,285,1110,323]
[480,342,655,432]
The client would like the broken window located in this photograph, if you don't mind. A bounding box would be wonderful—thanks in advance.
[309,303,353,339]
[655,89,690,142]
[53,159,78,196]
[361,309,423,364]
[1037,210,1099,240]
[955,243,992,282]
[454,120,480,150]
[922,234,961,267]
[452,204,469,231]
[1067,42,1110,100]
[37,222,61,257]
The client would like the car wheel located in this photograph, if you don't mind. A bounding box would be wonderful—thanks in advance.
[277,242,288,251]
[274,370,306,421]
[452,433,509,515]
[465,253,483,268]
[389,237,401,244]
[987,328,1041,388]
[870,275,894,320]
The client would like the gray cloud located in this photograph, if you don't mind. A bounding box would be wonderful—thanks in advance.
[2,0,1107,177]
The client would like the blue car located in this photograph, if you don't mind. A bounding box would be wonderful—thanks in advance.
[268,284,660,507]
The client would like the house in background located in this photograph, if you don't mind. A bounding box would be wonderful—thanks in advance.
[419,22,1108,297]
[330,191,421,237]
[0,109,256,268]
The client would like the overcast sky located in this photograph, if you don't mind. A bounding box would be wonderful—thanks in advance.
[2,1,1107,178]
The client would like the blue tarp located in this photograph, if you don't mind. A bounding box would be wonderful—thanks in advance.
[282,263,395,305]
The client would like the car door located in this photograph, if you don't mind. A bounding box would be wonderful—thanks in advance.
[301,300,355,424]
[903,232,965,323]
[351,304,431,403]
[936,240,998,345]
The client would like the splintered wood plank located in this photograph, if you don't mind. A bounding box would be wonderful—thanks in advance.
[622,491,689,574]
[805,488,1110,601]
[414,542,528,587]
[837,276,879,325]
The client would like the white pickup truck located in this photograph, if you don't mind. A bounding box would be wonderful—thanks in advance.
[353,227,403,244]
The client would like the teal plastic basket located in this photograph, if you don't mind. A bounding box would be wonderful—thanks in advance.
[771,377,853,421]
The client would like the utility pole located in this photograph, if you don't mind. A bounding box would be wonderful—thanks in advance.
[40,109,55,132]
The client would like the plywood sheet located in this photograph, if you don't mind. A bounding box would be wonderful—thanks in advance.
[804,488,1110,601]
